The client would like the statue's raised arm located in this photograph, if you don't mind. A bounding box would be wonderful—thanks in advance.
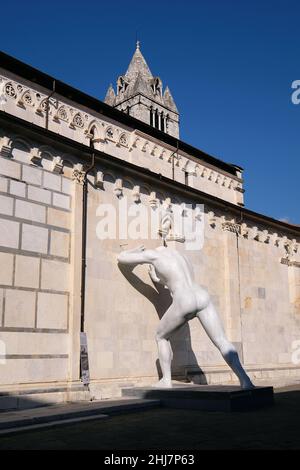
[117,245,157,266]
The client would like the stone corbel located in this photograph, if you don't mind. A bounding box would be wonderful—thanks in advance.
[163,198,172,211]
[215,174,221,184]
[114,178,123,198]
[29,147,42,165]
[248,226,258,240]
[141,141,149,153]
[189,165,198,177]
[95,171,104,189]
[201,167,207,178]
[52,156,63,174]
[0,137,12,158]
[149,191,159,209]
[36,99,47,115]
[260,230,270,243]
[159,150,166,160]
[278,235,288,250]
[132,185,141,203]
[151,146,158,157]
[208,211,217,228]
[194,206,203,222]
[269,232,279,246]
[240,223,249,238]
[175,155,181,167]
[130,136,140,151]
[181,203,188,217]
[167,152,174,163]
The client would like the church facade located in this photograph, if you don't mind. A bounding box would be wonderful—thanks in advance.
[0,46,299,409]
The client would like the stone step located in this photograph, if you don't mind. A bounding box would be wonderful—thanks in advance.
[0,398,160,434]
[0,385,90,411]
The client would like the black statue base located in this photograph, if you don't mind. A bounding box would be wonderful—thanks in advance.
[122,384,274,412]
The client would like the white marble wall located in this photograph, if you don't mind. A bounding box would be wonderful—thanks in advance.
[0,146,72,385]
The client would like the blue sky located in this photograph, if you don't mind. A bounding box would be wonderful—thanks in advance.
[1,0,299,223]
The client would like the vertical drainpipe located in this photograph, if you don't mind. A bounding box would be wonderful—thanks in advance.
[81,142,95,331]
[80,135,96,386]
[236,209,245,363]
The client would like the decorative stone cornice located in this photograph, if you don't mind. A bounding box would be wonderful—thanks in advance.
[0,73,242,206]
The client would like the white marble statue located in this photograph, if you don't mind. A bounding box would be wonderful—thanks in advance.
[117,245,254,390]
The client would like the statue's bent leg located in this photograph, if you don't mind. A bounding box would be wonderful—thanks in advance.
[154,304,186,388]
[197,302,254,389]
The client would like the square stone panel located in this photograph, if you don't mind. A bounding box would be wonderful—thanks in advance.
[41,259,70,292]
[14,255,40,288]
[50,230,70,258]
[21,224,48,254]
[0,218,19,249]
[37,292,68,330]
[4,289,36,328]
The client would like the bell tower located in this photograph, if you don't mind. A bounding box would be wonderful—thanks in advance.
[104,42,179,138]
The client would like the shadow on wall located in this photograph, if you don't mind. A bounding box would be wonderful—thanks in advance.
[118,264,207,384]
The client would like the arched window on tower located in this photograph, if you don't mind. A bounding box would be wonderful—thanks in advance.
[150,106,154,126]
[161,113,165,132]
[155,109,159,129]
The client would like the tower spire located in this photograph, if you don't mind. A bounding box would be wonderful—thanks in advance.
[104,44,179,138]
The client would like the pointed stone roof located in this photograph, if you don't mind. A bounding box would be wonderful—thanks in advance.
[104,42,179,118]
[163,86,178,113]
[131,71,152,96]
[104,84,116,106]
[124,41,153,81]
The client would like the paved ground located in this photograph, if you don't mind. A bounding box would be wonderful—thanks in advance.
[0,385,299,450]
